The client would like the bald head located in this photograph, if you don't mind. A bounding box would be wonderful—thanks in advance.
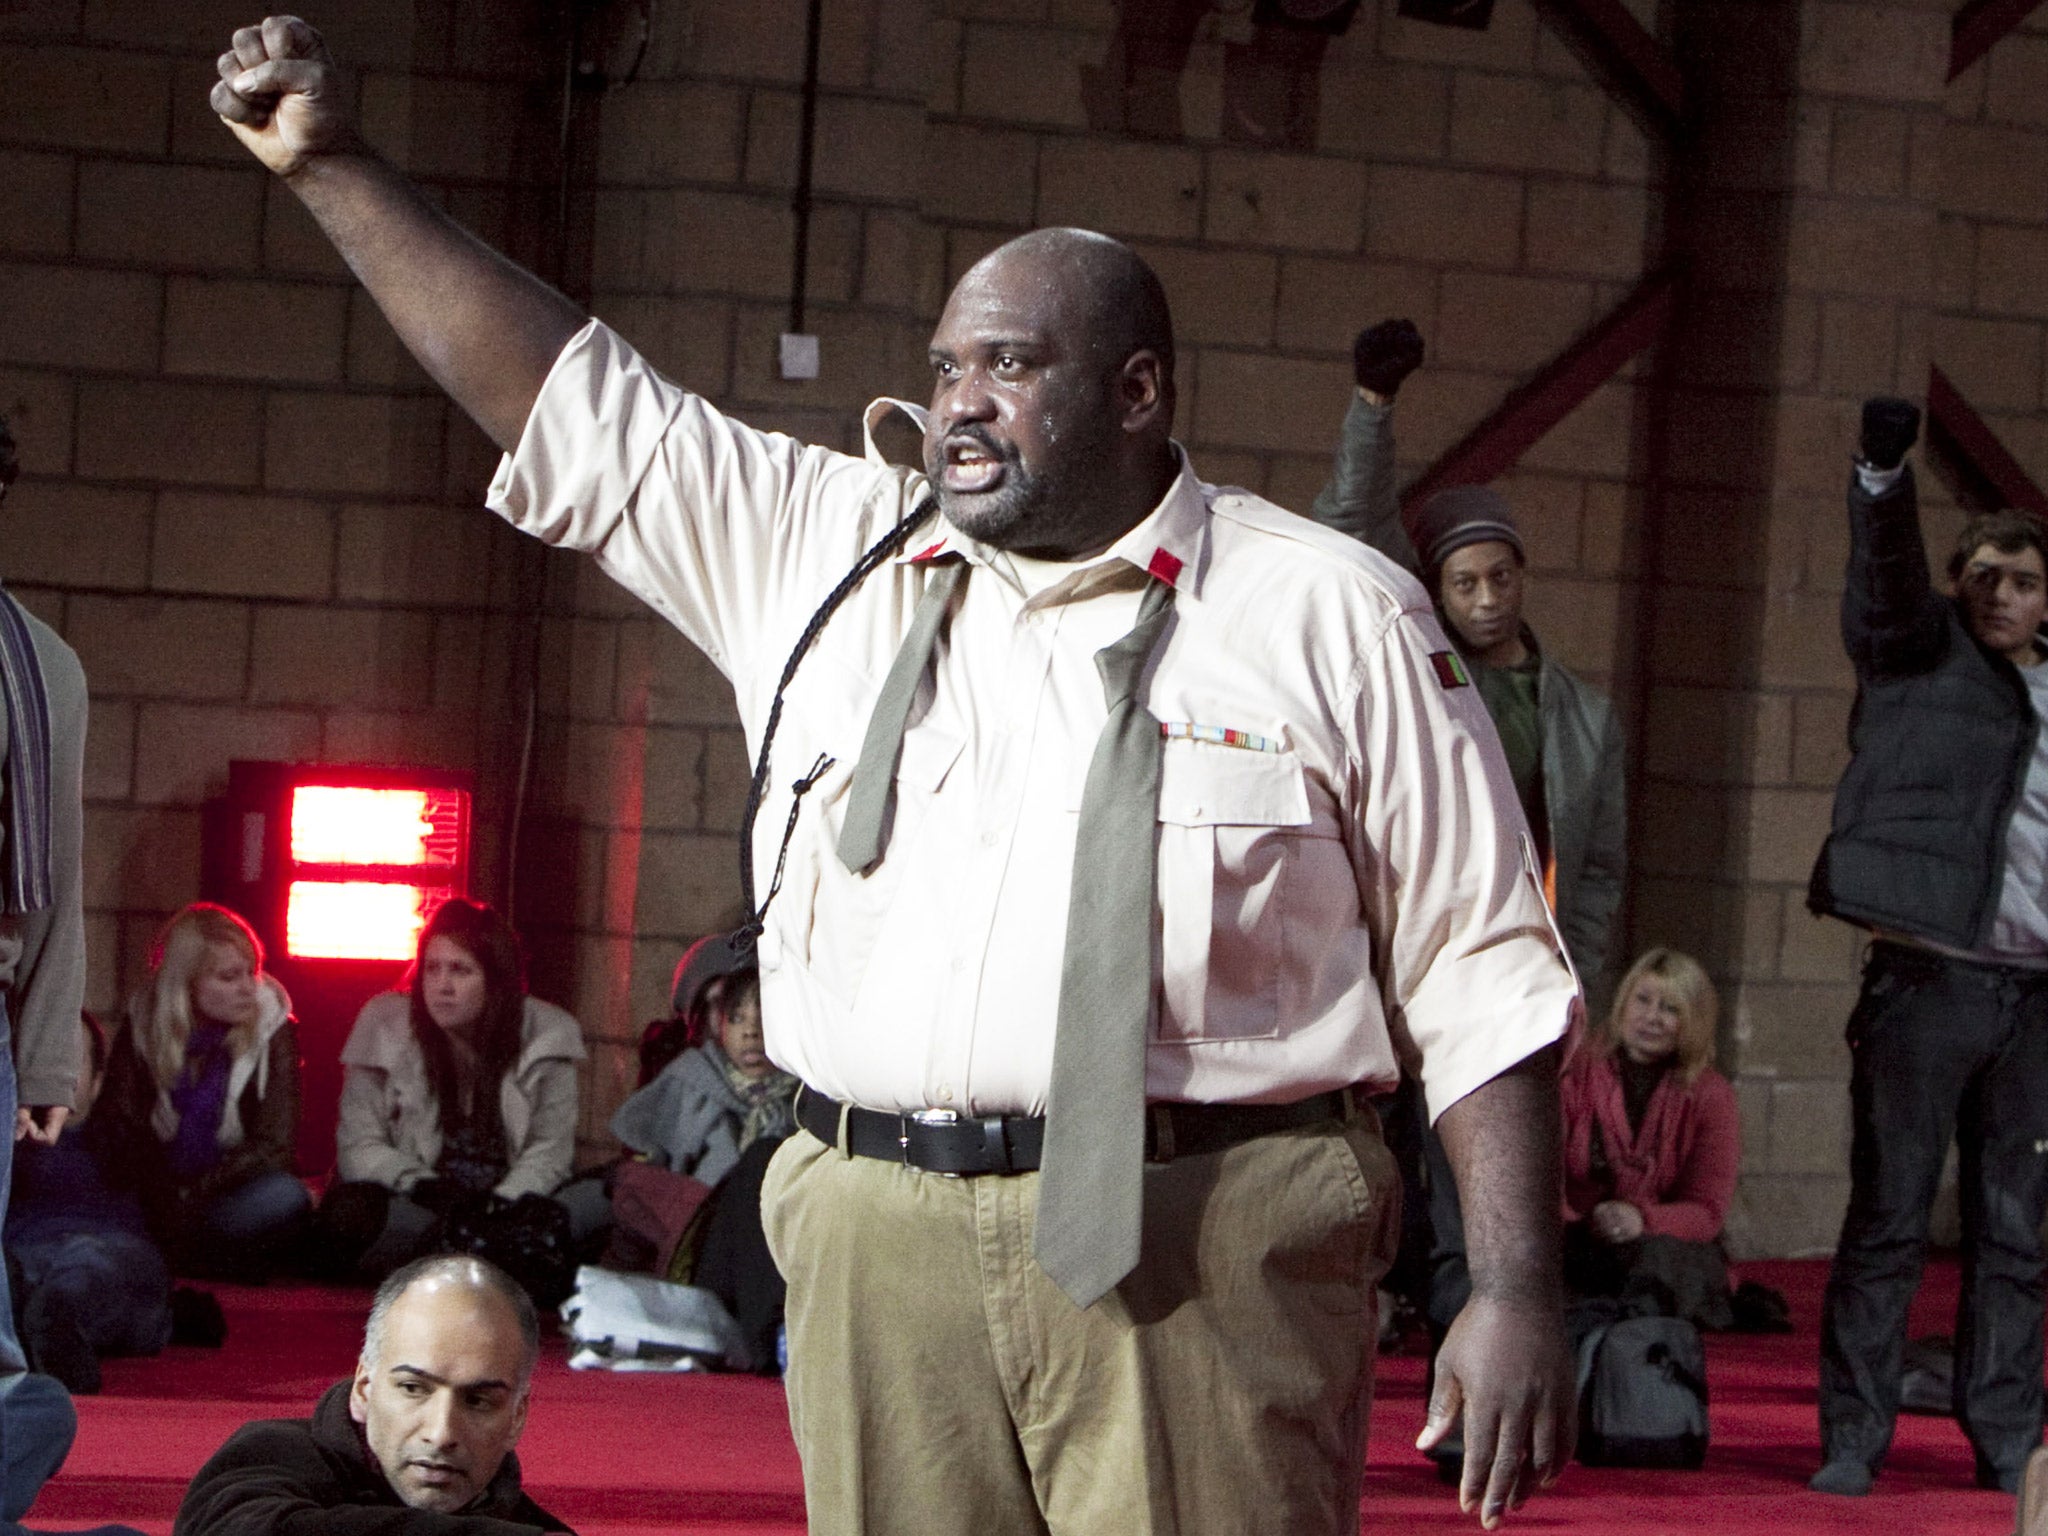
[925,227,1180,557]
[351,1255,537,1513]
[958,228,1176,398]
[361,1254,538,1381]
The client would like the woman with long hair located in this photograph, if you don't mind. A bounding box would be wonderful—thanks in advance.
[94,903,309,1278]
[317,898,589,1293]
[1559,947,1741,1315]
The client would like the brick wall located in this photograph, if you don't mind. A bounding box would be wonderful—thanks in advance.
[0,2,546,1001]
[1939,18,2048,490]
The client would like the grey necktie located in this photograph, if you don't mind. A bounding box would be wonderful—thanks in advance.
[1035,576,1175,1308]
[837,560,966,873]
[835,563,1177,1308]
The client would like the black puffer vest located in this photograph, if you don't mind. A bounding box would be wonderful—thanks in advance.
[1807,467,2039,949]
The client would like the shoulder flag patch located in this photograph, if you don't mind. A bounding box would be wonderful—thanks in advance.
[1429,650,1471,690]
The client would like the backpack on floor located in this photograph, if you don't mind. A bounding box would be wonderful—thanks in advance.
[1575,1313,1709,1468]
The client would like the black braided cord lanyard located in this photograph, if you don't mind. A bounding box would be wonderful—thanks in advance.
[730,495,941,952]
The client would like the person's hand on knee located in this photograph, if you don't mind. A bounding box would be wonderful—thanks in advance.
[1589,1200,1644,1245]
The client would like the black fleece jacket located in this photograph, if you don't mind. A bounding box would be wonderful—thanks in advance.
[173,1382,573,1536]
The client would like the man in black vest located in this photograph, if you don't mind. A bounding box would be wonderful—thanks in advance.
[1809,398,2048,1497]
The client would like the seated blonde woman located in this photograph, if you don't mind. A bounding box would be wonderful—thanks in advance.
[94,904,309,1279]
[1559,947,1740,1322]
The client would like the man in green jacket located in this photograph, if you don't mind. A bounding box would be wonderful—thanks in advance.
[1309,320,1626,992]
[1307,323,1627,1379]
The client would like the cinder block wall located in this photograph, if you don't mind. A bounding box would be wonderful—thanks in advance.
[0,2,558,1012]
[1939,20,2048,482]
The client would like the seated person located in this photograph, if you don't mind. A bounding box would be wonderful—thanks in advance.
[610,943,794,1372]
[318,899,595,1300]
[12,1013,176,1392]
[96,904,310,1279]
[614,947,794,1188]
[174,1253,573,1535]
[1560,947,1740,1324]
[630,929,753,1089]
[1308,318,1628,1354]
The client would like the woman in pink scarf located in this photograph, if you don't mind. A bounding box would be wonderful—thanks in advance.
[1560,949,1740,1315]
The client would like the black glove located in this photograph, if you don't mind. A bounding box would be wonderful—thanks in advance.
[1860,397,1921,472]
[1353,318,1425,398]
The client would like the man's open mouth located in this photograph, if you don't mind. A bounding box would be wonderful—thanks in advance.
[940,435,1007,495]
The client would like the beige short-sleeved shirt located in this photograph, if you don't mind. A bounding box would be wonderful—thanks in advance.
[489,322,1576,1121]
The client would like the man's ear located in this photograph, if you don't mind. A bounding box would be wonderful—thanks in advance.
[1118,349,1171,435]
[507,1384,531,1447]
[349,1361,373,1425]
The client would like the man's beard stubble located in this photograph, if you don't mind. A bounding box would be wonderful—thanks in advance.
[928,417,1123,558]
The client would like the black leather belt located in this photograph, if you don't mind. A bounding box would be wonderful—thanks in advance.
[795,1083,1355,1177]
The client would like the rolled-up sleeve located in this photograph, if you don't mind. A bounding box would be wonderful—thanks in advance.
[1344,602,1578,1124]
[485,320,907,689]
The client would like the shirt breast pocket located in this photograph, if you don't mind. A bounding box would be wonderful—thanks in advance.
[797,720,966,1008]
[1153,743,1314,1044]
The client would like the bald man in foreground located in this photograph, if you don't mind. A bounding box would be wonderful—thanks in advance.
[208,16,1578,1532]
[174,1256,571,1536]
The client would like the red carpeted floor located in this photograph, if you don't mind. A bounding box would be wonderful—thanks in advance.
[27,1258,2024,1533]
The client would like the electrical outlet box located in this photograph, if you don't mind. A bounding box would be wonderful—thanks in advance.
[779,333,821,381]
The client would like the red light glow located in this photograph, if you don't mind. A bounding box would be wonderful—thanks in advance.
[290,786,464,869]
[286,881,430,962]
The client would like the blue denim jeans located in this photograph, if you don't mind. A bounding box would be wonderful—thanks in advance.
[201,1168,311,1245]
[12,1230,171,1358]
[0,998,80,1523]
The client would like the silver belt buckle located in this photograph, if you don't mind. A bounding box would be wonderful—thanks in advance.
[902,1107,961,1176]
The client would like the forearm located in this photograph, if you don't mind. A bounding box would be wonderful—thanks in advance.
[1843,466,1947,673]
[1435,1044,1565,1301]
[11,646,87,1107]
[1640,1097,1739,1243]
[1308,393,1422,576]
[9,907,84,1107]
[495,1064,578,1200]
[281,150,584,450]
[335,1113,430,1191]
[247,1032,301,1172]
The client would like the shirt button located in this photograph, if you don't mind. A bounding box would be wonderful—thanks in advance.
[979,828,1000,847]
[936,1085,954,1103]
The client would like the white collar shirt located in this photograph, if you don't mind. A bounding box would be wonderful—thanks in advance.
[489,321,1576,1120]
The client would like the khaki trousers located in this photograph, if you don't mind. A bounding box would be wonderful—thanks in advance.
[761,1107,1400,1535]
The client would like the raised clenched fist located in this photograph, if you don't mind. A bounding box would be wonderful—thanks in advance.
[211,15,359,178]
[1859,397,1921,473]
[1353,318,1426,399]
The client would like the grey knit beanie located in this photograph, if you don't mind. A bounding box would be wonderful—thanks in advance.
[1412,485,1524,574]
